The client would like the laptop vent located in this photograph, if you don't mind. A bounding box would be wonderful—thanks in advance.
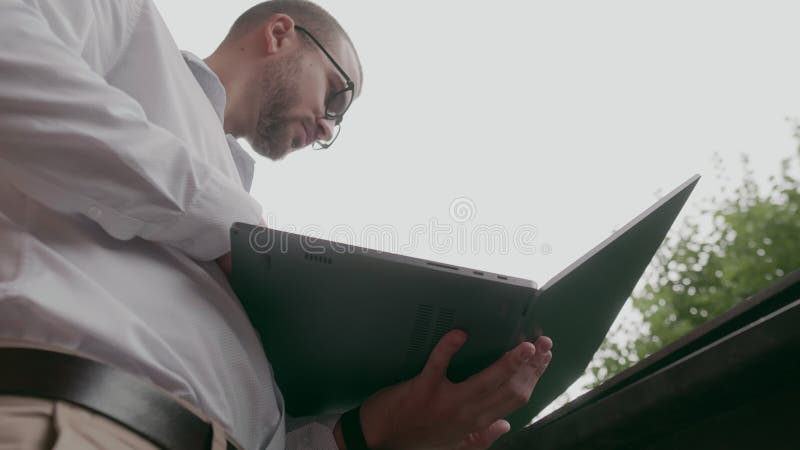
[407,304,434,356]
[406,306,457,367]
[303,252,332,264]
[430,308,456,348]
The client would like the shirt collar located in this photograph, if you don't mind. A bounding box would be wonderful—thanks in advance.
[181,51,227,122]
[182,51,255,192]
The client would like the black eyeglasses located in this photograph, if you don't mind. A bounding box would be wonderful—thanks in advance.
[295,25,355,150]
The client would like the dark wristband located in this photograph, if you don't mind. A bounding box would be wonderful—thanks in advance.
[341,406,371,450]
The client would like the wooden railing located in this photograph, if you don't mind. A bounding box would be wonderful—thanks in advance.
[495,270,800,450]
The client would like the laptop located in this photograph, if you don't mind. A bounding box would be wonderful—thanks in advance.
[230,175,700,426]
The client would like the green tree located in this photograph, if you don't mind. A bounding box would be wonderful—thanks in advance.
[586,127,800,387]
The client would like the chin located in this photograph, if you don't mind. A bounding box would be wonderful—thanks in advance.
[268,146,295,161]
[250,139,288,161]
[250,126,296,161]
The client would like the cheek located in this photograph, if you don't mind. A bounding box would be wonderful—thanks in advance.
[278,80,315,118]
[268,58,328,120]
[294,67,329,114]
[279,91,321,122]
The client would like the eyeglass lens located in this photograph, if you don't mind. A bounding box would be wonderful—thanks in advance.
[327,88,353,120]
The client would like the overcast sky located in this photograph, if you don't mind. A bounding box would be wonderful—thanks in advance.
[157,0,800,286]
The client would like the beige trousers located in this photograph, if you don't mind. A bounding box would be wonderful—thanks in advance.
[0,396,164,449]
[0,340,233,450]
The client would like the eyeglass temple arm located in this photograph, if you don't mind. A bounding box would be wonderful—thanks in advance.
[294,25,353,84]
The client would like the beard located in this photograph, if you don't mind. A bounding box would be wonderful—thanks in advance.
[251,53,304,160]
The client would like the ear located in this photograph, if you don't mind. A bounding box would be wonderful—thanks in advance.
[263,14,298,55]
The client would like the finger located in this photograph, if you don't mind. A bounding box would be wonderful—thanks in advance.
[216,253,232,275]
[479,420,511,447]
[421,329,467,383]
[456,420,511,450]
[534,335,553,353]
[459,341,536,395]
[533,349,553,378]
[477,350,552,419]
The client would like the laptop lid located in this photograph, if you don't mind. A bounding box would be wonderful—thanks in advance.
[230,174,700,422]
[506,174,700,428]
[230,224,536,415]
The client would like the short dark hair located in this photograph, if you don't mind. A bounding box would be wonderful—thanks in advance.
[227,0,362,87]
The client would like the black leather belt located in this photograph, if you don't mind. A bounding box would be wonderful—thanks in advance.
[0,347,238,450]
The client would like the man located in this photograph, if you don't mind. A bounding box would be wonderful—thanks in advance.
[0,0,553,449]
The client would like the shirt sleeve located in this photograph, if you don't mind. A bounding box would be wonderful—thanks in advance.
[286,414,341,449]
[0,0,262,261]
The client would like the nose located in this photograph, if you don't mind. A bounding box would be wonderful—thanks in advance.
[315,117,336,143]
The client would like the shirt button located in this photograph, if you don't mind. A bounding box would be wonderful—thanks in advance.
[87,206,102,219]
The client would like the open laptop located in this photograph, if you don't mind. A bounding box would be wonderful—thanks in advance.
[230,175,700,426]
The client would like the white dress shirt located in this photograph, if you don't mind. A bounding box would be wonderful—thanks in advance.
[0,1,338,448]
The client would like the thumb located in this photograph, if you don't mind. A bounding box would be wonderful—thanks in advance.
[421,329,467,383]
[456,420,511,450]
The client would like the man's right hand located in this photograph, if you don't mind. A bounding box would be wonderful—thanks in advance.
[216,252,233,276]
[337,330,553,450]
